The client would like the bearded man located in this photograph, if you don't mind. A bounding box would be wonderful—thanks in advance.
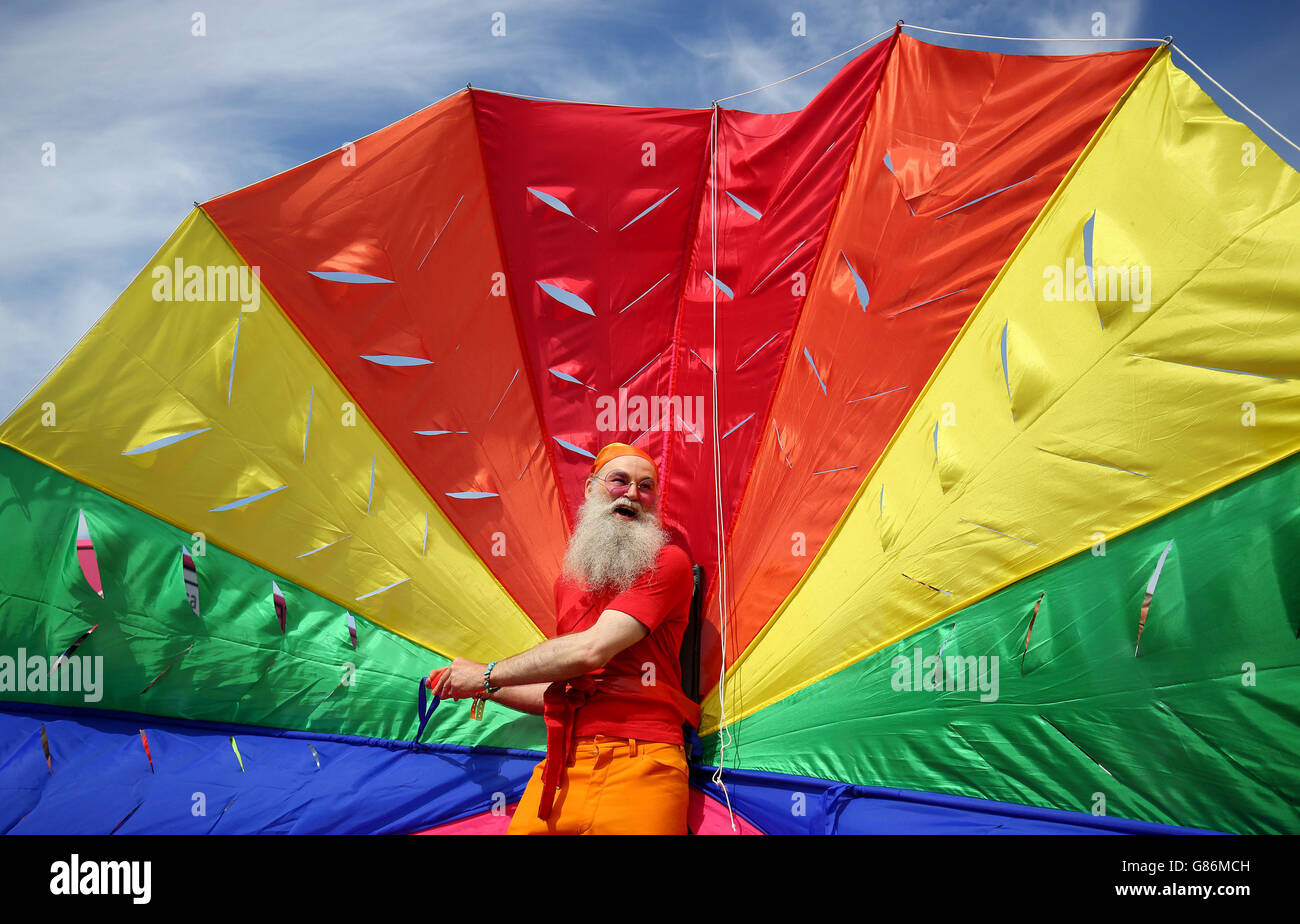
[427,441,699,834]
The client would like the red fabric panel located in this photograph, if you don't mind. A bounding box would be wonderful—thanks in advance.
[203,93,566,636]
[411,802,518,834]
[702,37,1155,692]
[688,785,766,834]
[473,90,712,552]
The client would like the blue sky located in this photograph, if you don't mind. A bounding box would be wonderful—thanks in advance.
[2,0,1297,418]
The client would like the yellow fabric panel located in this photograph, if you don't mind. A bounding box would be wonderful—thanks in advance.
[0,209,545,660]
[704,51,1300,734]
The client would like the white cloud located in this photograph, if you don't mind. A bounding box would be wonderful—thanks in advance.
[0,0,607,416]
[10,0,1298,426]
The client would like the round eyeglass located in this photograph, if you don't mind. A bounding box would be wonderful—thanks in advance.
[593,470,657,503]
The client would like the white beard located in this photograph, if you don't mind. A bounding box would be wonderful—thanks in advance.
[561,489,669,595]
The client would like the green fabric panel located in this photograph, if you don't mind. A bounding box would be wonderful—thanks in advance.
[703,453,1300,834]
[0,445,545,751]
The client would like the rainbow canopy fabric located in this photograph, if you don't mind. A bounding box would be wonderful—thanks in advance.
[2,30,1298,835]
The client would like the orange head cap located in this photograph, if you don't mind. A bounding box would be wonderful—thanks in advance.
[590,442,659,483]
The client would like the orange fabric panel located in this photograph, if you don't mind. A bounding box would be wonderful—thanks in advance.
[203,92,566,636]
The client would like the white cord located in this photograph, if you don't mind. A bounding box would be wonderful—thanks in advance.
[705,102,738,832]
[468,85,623,107]
[1169,43,1300,154]
[716,27,895,103]
[901,23,1168,43]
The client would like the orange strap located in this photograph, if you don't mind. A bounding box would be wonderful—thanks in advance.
[537,674,699,821]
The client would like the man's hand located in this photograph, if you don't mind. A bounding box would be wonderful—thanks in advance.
[428,658,488,701]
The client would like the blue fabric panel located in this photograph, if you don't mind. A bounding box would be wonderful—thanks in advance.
[688,765,1225,835]
[5,701,1225,835]
[0,701,543,834]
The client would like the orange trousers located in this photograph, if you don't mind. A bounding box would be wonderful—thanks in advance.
[507,734,689,835]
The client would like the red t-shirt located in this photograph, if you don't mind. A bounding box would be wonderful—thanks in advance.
[554,543,694,744]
